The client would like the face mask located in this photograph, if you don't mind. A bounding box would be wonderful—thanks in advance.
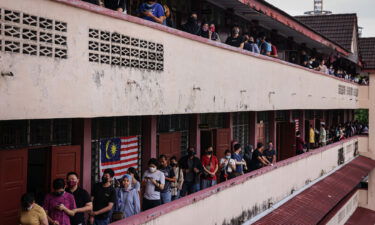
[149,167,156,173]
[225,155,231,159]
[170,163,177,167]
[102,177,108,183]
[207,151,213,155]
[202,26,208,32]
[188,151,195,157]
[53,191,64,197]
[68,180,77,188]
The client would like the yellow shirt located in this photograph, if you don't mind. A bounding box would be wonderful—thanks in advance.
[309,128,315,143]
[19,204,47,225]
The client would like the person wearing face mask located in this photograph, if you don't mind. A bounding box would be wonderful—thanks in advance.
[142,158,165,211]
[65,172,92,225]
[225,26,244,48]
[182,13,201,35]
[43,178,76,225]
[112,174,140,221]
[179,147,203,196]
[231,144,247,177]
[139,0,165,24]
[219,149,236,182]
[201,146,219,189]
[20,193,48,225]
[169,156,184,201]
[90,169,116,225]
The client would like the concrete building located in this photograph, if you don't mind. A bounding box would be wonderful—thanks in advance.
[0,0,374,224]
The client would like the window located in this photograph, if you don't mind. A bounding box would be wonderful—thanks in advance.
[233,112,249,148]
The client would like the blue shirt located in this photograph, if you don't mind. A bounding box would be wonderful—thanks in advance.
[139,3,165,23]
[114,187,140,218]
[260,41,272,55]
[231,153,244,174]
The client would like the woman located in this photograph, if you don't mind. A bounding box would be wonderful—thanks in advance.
[219,149,236,181]
[113,174,141,221]
[19,193,48,225]
[127,167,141,194]
[170,156,184,201]
[142,158,165,211]
[250,143,270,171]
[200,22,221,42]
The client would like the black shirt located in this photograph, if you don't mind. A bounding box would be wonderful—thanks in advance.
[92,183,116,220]
[82,0,99,5]
[225,36,244,47]
[263,149,275,163]
[159,165,175,193]
[250,149,263,170]
[104,0,126,11]
[66,187,91,225]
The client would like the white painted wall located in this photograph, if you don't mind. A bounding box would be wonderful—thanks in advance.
[0,0,363,120]
[134,138,361,225]
[325,191,359,225]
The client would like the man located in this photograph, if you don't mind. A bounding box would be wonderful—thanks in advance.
[263,141,276,164]
[259,36,271,56]
[179,147,203,196]
[158,155,176,204]
[90,169,116,225]
[201,146,219,189]
[182,13,201,35]
[66,172,92,225]
[44,178,76,225]
[103,0,125,12]
[319,123,327,147]
[309,124,315,150]
[296,131,305,155]
[139,0,165,24]
[225,26,244,48]
[231,144,247,176]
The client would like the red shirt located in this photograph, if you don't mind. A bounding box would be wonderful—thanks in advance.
[201,155,218,180]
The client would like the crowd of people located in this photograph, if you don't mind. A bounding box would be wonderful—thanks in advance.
[296,120,368,154]
[19,119,368,225]
[79,0,368,85]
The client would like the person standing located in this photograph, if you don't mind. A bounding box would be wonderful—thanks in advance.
[142,158,165,211]
[201,147,219,189]
[259,36,272,56]
[296,131,305,155]
[127,167,141,194]
[158,155,176,204]
[250,143,270,171]
[20,193,48,225]
[182,13,201,35]
[65,172,92,225]
[103,0,125,12]
[112,174,140,221]
[90,169,116,225]
[170,156,184,201]
[44,178,76,225]
[319,123,327,147]
[243,145,254,172]
[263,141,276,164]
[139,0,165,24]
[231,144,247,177]
[225,27,244,48]
[219,149,236,181]
[309,125,315,150]
[179,148,203,196]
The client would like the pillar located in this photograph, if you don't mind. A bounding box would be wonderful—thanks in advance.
[189,114,201,157]
[249,112,257,147]
[298,110,306,142]
[72,118,92,193]
[225,112,233,141]
[365,72,375,210]
[269,111,276,145]
[141,116,157,173]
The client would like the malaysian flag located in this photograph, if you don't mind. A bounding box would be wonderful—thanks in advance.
[100,136,139,179]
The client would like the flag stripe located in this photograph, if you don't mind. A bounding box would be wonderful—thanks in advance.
[100,136,139,179]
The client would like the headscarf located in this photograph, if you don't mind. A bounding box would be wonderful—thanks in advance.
[122,174,132,191]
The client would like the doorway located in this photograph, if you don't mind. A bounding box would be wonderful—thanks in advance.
[200,128,230,160]
[27,147,51,205]
[276,122,296,161]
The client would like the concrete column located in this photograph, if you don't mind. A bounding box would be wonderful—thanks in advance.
[225,112,233,141]
[298,110,305,142]
[269,111,276,145]
[141,116,157,173]
[189,114,201,157]
[366,72,375,210]
[71,118,92,193]
[249,112,257,146]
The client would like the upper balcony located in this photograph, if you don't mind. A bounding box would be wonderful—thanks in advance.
[0,0,366,120]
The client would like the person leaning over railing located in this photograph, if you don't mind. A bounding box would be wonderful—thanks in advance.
[139,0,166,25]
